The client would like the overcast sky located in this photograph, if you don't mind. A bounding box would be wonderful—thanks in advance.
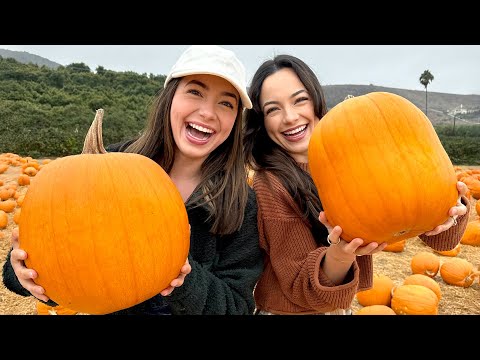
[1,45,479,95]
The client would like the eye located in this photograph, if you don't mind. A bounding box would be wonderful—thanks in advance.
[187,89,202,96]
[220,101,234,109]
[265,106,279,116]
[295,96,309,104]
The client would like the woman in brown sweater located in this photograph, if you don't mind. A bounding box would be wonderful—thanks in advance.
[243,54,470,315]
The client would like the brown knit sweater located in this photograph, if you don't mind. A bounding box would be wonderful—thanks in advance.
[253,163,471,315]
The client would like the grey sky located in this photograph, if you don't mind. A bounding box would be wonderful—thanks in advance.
[1,45,479,95]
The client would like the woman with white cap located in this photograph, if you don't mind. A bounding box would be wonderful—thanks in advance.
[3,45,263,315]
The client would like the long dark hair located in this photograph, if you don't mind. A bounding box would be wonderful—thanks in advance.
[243,54,329,246]
[125,78,249,235]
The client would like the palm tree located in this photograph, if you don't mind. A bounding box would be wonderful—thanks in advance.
[419,70,434,116]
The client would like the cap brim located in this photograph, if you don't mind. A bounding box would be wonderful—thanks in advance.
[166,70,252,109]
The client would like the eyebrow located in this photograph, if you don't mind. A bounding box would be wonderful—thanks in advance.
[262,89,307,111]
[186,79,239,104]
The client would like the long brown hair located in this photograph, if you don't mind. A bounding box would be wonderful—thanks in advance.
[125,78,249,235]
[243,55,329,245]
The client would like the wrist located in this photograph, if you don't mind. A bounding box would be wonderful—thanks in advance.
[325,251,355,264]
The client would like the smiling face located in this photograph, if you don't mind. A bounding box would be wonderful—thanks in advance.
[260,68,320,163]
[170,74,240,164]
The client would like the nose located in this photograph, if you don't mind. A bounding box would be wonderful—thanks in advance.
[283,105,299,124]
[198,100,216,121]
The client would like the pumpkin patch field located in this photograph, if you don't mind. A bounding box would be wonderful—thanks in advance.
[1,155,480,315]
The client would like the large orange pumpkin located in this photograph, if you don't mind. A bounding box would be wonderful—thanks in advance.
[19,110,190,315]
[308,92,458,245]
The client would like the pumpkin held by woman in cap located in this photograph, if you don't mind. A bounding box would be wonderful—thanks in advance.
[18,110,190,315]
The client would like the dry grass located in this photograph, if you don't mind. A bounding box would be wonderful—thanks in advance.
[1,161,479,315]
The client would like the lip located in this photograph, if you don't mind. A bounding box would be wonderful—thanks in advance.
[282,124,308,142]
[185,122,216,145]
[283,124,307,134]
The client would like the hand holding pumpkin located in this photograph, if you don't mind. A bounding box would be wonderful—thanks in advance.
[423,181,468,236]
[319,211,388,260]
[9,227,49,302]
[160,258,192,296]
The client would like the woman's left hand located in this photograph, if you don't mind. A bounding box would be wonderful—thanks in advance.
[160,258,191,296]
[424,181,468,236]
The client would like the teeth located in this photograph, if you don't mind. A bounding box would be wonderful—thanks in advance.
[284,125,306,135]
[189,123,213,134]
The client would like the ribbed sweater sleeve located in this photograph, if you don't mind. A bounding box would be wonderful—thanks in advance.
[418,195,471,251]
[253,170,370,313]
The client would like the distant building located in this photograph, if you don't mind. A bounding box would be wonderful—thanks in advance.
[448,104,469,115]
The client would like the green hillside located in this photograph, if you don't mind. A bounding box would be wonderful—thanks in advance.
[0,56,479,164]
[0,57,165,157]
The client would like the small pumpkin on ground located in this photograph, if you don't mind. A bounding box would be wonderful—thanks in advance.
[434,243,461,257]
[439,258,479,288]
[460,220,480,246]
[402,274,442,301]
[411,251,440,278]
[391,284,439,315]
[355,305,396,315]
[356,274,394,307]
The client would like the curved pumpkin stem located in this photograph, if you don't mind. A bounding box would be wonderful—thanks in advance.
[82,109,107,155]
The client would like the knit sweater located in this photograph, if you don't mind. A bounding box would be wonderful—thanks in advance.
[252,163,471,315]
[2,141,264,315]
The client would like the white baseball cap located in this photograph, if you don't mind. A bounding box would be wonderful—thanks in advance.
[164,45,252,109]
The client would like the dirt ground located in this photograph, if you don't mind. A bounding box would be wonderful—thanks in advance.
[1,159,479,315]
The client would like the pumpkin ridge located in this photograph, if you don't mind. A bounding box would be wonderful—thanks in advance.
[314,111,365,240]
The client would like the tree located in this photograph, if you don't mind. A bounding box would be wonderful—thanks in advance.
[419,70,434,116]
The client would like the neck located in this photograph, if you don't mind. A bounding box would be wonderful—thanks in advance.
[169,154,204,202]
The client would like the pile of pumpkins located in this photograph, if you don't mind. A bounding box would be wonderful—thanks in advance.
[355,251,479,315]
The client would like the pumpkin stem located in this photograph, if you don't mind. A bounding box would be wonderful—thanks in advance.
[82,109,107,155]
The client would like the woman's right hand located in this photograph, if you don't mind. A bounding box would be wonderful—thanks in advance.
[319,211,387,260]
[10,227,50,302]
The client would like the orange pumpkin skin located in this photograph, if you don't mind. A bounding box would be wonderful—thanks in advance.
[439,258,477,288]
[308,92,458,245]
[36,301,78,315]
[383,239,406,252]
[356,274,394,307]
[434,243,461,257]
[460,220,480,246]
[411,252,440,278]
[19,153,190,315]
[391,284,439,315]
[403,274,442,301]
[355,305,396,315]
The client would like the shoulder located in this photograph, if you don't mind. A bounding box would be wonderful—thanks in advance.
[252,170,299,218]
[253,170,289,200]
[105,139,136,153]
